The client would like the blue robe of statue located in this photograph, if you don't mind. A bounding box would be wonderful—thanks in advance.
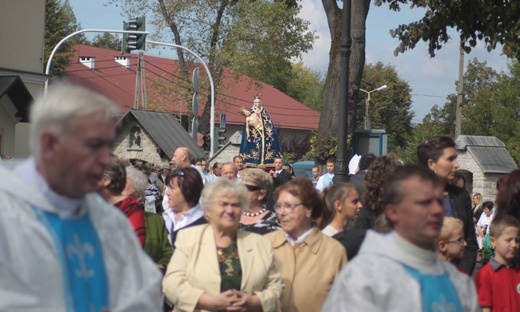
[239,105,282,168]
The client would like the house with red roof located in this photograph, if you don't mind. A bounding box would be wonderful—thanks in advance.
[65,45,319,161]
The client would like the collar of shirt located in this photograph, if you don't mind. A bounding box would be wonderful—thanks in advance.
[276,170,283,175]
[163,203,204,232]
[13,157,83,219]
[285,226,315,247]
[489,256,518,271]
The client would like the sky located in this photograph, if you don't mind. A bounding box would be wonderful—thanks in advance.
[69,0,510,123]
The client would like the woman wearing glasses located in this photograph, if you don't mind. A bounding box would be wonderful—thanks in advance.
[266,179,347,312]
[163,178,283,312]
[239,168,281,235]
[163,167,207,247]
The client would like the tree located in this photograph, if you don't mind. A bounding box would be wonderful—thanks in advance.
[317,0,371,163]
[376,0,520,58]
[44,0,83,76]
[286,61,324,111]
[91,32,121,51]
[106,0,315,134]
[358,62,413,150]
[408,59,520,162]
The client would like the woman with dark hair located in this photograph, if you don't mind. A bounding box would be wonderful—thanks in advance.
[163,167,207,246]
[98,154,146,247]
[266,178,347,311]
[494,170,520,221]
[354,154,401,230]
[239,168,281,235]
[417,135,478,274]
[322,182,362,236]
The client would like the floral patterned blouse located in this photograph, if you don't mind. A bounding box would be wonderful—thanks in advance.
[217,241,242,292]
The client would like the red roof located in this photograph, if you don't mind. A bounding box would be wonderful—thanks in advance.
[65,45,319,131]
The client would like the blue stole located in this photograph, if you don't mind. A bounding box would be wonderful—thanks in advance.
[401,264,462,312]
[323,174,334,187]
[32,207,109,312]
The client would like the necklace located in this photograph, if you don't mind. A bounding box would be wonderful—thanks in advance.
[242,206,267,217]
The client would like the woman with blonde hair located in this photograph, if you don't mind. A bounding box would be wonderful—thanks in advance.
[239,168,281,235]
[472,193,484,223]
[322,183,362,236]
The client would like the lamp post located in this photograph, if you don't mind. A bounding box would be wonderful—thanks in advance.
[334,0,352,183]
[359,84,387,130]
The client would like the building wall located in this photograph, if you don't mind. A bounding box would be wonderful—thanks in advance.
[0,0,45,159]
[0,0,45,73]
[210,144,241,166]
[458,150,499,201]
[113,123,169,167]
[0,104,15,157]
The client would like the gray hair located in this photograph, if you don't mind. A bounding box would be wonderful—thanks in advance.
[200,178,249,213]
[126,165,148,199]
[30,83,120,161]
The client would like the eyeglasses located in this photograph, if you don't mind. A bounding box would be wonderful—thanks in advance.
[445,238,465,245]
[274,203,304,213]
[244,184,262,192]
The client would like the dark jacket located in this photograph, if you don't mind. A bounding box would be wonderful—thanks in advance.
[349,171,366,198]
[446,183,478,275]
[354,207,380,230]
[273,169,292,189]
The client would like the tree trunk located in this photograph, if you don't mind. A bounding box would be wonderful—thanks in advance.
[318,0,371,164]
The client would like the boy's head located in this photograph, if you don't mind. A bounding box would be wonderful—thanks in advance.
[436,217,466,260]
[489,215,520,265]
[326,158,335,174]
[482,201,494,217]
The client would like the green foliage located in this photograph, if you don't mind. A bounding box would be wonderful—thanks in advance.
[92,32,121,51]
[283,153,296,165]
[310,132,352,165]
[286,61,324,111]
[376,0,520,58]
[44,0,82,76]
[359,62,414,150]
[411,59,520,163]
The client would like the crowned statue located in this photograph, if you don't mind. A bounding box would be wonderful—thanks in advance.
[238,95,283,168]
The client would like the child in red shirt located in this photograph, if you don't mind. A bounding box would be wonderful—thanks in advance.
[436,217,468,274]
[475,215,520,312]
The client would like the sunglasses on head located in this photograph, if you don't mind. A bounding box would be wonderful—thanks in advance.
[173,168,185,176]
[244,184,262,192]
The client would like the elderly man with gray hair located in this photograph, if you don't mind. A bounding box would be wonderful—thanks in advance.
[0,84,161,311]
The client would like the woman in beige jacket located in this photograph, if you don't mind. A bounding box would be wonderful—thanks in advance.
[163,178,282,312]
[266,179,348,311]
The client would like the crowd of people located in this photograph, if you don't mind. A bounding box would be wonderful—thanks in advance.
[1,84,520,311]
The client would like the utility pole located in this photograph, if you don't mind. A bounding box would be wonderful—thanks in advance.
[455,42,464,138]
[134,51,147,109]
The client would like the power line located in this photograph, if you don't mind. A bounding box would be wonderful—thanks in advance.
[411,93,446,99]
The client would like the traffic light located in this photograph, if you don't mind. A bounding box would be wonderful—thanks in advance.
[219,129,226,147]
[122,17,146,54]
[202,135,210,152]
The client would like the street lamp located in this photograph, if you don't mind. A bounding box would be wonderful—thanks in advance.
[359,84,388,130]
